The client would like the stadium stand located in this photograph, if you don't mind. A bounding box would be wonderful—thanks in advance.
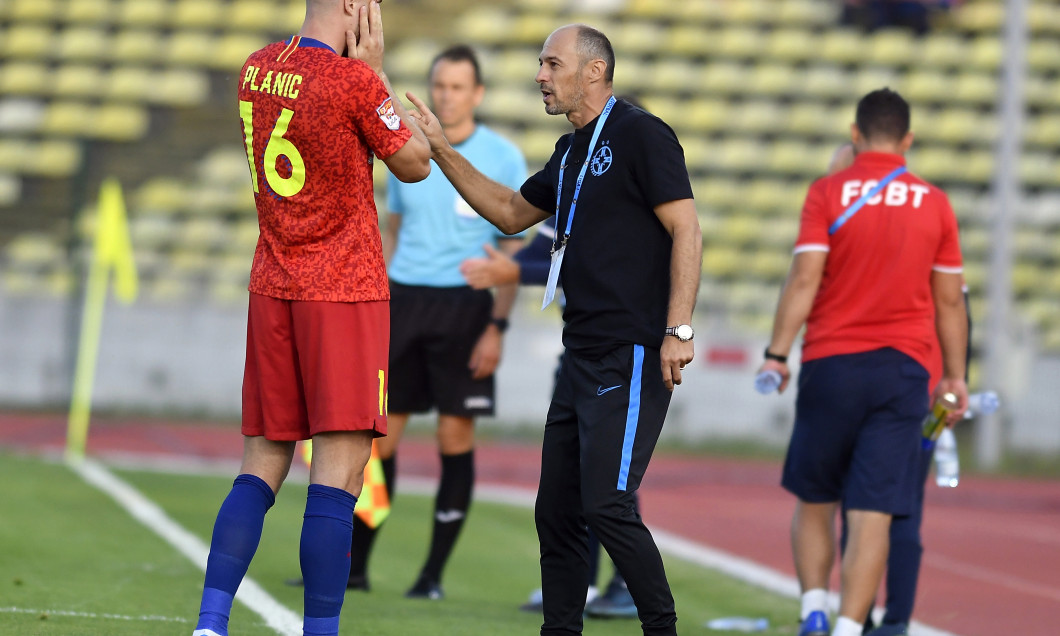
[0,0,1058,354]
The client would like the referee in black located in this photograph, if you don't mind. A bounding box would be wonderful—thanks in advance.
[408,24,702,636]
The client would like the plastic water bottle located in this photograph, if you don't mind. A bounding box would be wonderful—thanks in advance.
[921,392,958,450]
[934,427,960,488]
[705,617,770,632]
[965,391,1000,418]
[754,370,782,394]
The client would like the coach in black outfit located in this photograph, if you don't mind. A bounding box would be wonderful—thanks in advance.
[407,24,702,636]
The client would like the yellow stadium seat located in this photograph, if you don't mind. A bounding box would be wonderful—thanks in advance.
[747,250,792,281]
[800,65,850,99]
[1028,3,1060,35]
[612,56,651,94]
[11,0,59,21]
[610,21,660,56]
[1020,152,1059,188]
[62,0,113,25]
[0,62,52,97]
[227,0,277,32]
[28,140,82,177]
[700,61,751,96]
[934,108,995,145]
[1025,114,1060,148]
[647,58,703,94]
[852,67,901,97]
[921,34,968,69]
[953,2,1004,33]
[52,64,105,98]
[454,6,512,45]
[130,215,177,250]
[701,246,743,279]
[41,100,93,136]
[713,138,767,172]
[1,24,54,60]
[150,69,210,107]
[199,148,254,186]
[232,220,261,251]
[387,39,443,84]
[117,0,167,27]
[666,25,720,57]
[768,139,820,176]
[136,178,186,215]
[766,28,817,63]
[105,66,152,102]
[868,28,918,66]
[167,31,216,68]
[211,33,271,72]
[172,0,225,30]
[746,63,799,98]
[94,103,149,142]
[57,27,109,61]
[731,100,784,135]
[5,232,64,267]
[0,140,31,173]
[110,29,164,64]
[722,0,775,26]
[0,99,44,133]
[691,178,739,210]
[680,137,715,173]
[901,69,954,103]
[776,0,835,27]
[683,98,731,133]
[180,217,232,250]
[819,30,864,65]
[1027,37,1060,72]
[716,27,765,60]
[952,72,996,105]
[968,35,1002,70]
[511,14,556,46]
[145,275,195,303]
[746,178,802,216]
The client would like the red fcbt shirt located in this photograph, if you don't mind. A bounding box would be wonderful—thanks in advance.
[238,37,412,302]
[793,151,963,374]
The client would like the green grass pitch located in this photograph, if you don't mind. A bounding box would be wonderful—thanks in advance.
[0,451,799,635]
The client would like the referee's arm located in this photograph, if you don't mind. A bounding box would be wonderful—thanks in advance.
[405,92,550,234]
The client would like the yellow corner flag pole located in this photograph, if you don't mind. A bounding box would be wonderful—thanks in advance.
[301,439,391,528]
[66,178,139,462]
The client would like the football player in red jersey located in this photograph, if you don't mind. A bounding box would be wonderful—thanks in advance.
[192,3,430,636]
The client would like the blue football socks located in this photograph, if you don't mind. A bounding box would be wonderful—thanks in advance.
[195,474,276,636]
[301,484,358,636]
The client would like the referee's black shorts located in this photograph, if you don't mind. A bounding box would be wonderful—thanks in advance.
[388,282,495,417]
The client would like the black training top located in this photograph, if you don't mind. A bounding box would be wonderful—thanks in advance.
[520,99,693,358]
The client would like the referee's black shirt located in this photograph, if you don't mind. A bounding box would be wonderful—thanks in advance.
[520,99,694,358]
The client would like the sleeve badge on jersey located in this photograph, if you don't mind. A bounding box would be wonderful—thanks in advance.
[376,98,401,131]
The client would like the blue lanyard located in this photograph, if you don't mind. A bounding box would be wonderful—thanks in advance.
[553,95,617,249]
[828,166,907,235]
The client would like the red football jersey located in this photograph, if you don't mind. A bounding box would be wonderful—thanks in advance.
[793,151,963,374]
[238,36,412,302]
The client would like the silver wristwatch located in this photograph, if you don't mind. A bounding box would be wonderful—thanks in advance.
[665,324,694,342]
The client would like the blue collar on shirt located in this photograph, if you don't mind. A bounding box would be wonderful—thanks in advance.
[284,36,336,54]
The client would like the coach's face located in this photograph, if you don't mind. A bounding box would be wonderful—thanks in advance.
[429,59,484,129]
[536,26,585,117]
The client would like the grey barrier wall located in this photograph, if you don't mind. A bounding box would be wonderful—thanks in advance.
[1,291,1056,453]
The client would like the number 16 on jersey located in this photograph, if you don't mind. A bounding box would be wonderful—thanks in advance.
[239,100,307,198]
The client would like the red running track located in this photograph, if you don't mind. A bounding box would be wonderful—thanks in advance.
[2,413,1057,635]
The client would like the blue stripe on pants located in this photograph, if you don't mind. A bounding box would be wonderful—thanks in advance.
[617,344,643,490]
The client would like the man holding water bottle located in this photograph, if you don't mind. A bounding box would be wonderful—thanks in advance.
[756,89,968,636]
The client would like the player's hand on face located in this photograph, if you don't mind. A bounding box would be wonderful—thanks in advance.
[660,338,694,392]
[405,91,448,154]
[346,1,384,75]
[469,326,502,380]
[460,245,519,289]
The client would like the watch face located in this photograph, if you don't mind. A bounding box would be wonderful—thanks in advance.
[676,324,694,341]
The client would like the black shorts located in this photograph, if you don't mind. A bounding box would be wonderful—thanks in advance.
[781,347,929,515]
[388,282,494,417]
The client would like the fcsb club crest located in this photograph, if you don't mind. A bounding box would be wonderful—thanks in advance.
[376,98,401,131]
[590,145,612,176]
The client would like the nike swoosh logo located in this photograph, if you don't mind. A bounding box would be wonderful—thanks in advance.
[596,385,622,396]
[435,510,466,523]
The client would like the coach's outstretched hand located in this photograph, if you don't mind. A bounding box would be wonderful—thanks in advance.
[406,92,449,154]
[346,0,384,75]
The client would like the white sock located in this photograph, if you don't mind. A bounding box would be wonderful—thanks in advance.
[832,616,863,636]
[800,588,828,620]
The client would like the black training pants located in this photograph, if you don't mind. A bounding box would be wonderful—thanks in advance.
[536,344,677,636]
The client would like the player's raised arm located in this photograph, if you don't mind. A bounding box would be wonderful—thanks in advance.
[405,91,549,234]
[345,2,430,183]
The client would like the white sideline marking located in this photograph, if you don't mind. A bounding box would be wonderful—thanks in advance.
[99,455,958,636]
[68,458,301,636]
[0,606,189,623]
